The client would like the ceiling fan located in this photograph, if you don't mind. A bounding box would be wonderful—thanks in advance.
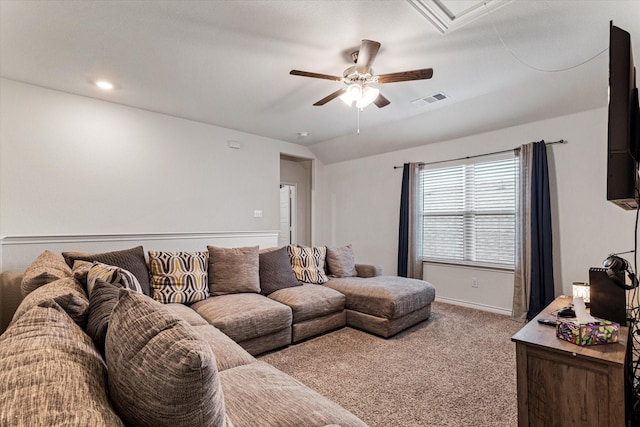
[290,39,433,109]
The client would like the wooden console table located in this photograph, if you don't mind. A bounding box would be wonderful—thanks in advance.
[511,296,630,427]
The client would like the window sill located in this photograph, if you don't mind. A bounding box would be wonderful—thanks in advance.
[423,259,514,272]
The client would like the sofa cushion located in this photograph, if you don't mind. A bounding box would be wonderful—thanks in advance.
[259,246,301,295]
[21,250,73,297]
[324,276,436,319]
[149,251,209,304]
[191,293,292,343]
[62,246,152,297]
[106,291,228,427]
[287,245,329,284]
[0,300,124,427]
[162,304,257,372]
[326,244,357,278]
[220,361,367,427]
[268,283,345,323]
[163,302,210,326]
[11,277,89,328]
[87,262,144,297]
[208,245,260,296]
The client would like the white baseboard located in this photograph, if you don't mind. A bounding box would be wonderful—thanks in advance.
[0,230,279,272]
[435,296,513,316]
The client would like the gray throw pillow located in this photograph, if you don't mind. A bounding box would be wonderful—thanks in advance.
[86,279,121,356]
[326,244,357,278]
[208,245,260,296]
[259,246,301,295]
[106,291,228,427]
[63,246,152,297]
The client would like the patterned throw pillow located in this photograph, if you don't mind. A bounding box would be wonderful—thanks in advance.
[326,244,357,278]
[87,262,143,297]
[62,246,153,297]
[287,245,329,284]
[148,251,209,304]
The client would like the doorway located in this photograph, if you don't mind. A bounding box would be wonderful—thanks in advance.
[280,154,312,246]
[279,184,296,246]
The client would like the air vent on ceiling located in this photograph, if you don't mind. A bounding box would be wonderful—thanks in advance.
[411,92,449,106]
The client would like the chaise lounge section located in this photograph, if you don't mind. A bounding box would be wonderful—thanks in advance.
[324,275,436,338]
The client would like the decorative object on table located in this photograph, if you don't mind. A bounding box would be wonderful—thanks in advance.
[555,297,620,346]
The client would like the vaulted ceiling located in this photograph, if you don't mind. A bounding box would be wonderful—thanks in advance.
[1,1,639,163]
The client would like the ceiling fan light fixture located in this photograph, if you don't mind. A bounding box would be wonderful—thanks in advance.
[340,84,363,106]
[339,92,353,107]
[356,86,380,108]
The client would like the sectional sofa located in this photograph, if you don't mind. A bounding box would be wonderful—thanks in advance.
[0,244,436,426]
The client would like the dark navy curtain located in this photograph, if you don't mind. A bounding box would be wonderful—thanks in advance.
[527,141,555,320]
[397,163,410,277]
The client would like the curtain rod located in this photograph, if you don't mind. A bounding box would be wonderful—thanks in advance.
[392,139,566,169]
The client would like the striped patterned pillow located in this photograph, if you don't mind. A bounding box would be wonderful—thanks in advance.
[87,262,144,297]
[148,251,209,304]
[287,245,329,284]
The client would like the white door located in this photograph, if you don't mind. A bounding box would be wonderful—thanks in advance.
[278,185,296,246]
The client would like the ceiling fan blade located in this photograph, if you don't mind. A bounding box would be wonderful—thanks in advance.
[373,93,390,108]
[377,68,434,84]
[290,70,342,81]
[355,39,381,73]
[313,88,347,106]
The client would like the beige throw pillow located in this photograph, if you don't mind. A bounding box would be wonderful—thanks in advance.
[21,250,73,297]
[207,246,260,296]
[326,244,357,278]
[106,291,227,427]
[0,301,124,426]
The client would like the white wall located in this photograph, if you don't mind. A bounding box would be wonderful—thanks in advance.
[0,79,324,268]
[324,108,637,314]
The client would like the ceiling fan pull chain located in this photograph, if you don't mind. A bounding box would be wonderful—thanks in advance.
[357,107,361,135]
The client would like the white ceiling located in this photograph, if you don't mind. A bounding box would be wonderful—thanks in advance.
[1,1,639,164]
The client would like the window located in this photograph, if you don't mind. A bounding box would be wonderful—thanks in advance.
[421,155,517,269]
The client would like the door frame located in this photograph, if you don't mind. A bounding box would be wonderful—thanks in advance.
[279,182,297,245]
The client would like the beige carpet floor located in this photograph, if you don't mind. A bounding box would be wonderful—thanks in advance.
[258,301,523,427]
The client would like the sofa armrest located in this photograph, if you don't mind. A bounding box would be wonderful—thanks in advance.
[1,271,25,334]
[355,264,382,278]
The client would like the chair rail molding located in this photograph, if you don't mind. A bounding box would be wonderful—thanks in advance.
[0,230,279,271]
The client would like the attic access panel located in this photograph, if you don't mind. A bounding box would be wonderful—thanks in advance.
[407,0,513,34]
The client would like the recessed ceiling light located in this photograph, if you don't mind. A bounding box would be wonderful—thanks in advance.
[297,132,309,137]
[95,80,114,90]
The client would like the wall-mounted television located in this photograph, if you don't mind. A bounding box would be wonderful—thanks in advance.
[607,21,640,210]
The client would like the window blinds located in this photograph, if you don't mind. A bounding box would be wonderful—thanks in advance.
[421,156,517,268]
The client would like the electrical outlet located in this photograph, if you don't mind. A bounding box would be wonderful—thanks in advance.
[472,277,478,288]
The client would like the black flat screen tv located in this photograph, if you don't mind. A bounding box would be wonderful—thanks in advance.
[608,21,640,210]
